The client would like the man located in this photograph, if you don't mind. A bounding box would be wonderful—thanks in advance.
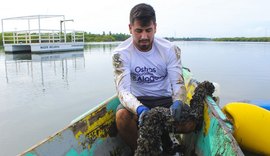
[112,3,187,153]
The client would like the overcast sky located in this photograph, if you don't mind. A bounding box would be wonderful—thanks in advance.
[1,0,270,38]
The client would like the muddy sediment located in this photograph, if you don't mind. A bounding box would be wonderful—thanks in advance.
[135,81,215,156]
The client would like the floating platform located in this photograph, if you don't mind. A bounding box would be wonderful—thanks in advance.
[1,15,84,53]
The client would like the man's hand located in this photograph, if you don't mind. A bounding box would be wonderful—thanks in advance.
[136,105,150,126]
[170,100,183,121]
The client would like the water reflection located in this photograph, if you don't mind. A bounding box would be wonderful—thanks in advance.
[4,51,85,91]
[84,42,120,53]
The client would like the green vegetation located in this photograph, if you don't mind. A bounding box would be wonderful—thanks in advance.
[0,33,2,45]
[165,37,212,41]
[0,32,130,45]
[166,37,270,42]
[212,37,270,42]
[84,32,130,42]
[1,31,270,45]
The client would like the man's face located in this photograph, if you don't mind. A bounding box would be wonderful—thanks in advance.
[129,20,156,52]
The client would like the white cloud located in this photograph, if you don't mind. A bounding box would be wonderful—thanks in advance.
[1,0,270,37]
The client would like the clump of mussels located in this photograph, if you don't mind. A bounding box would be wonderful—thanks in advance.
[135,81,215,156]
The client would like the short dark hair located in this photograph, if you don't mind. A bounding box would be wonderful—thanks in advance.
[129,3,156,26]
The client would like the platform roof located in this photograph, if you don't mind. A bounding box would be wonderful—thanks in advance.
[2,15,65,21]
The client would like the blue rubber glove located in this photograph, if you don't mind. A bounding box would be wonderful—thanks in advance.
[136,105,150,126]
[170,100,183,121]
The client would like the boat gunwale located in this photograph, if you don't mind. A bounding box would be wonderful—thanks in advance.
[19,94,118,155]
[204,96,244,156]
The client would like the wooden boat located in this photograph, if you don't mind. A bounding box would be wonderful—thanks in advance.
[20,68,244,156]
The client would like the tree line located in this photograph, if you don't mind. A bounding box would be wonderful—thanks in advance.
[0,32,130,46]
[166,37,270,42]
[212,37,270,42]
[165,37,212,41]
[84,32,130,42]
[1,32,270,46]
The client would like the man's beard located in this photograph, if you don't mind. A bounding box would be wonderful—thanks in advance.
[138,39,151,51]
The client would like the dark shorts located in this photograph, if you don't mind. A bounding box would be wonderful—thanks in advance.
[116,96,173,112]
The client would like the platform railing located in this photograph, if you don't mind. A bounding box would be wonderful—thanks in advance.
[2,29,84,45]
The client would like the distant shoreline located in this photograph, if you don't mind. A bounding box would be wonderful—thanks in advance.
[1,32,270,46]
[165,37,270,42]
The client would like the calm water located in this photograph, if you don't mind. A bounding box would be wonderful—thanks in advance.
[0,41,269,155]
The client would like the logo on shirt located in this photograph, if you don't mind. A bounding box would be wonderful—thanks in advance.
[131,66,166,83]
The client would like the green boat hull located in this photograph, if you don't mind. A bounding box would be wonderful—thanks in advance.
[183,96,243,156]
[20,69,244,156]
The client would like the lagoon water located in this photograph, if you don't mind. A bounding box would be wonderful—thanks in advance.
[0,41,270,155]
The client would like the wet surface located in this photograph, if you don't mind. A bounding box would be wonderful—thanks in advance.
[1,42,269,156]
[135,81,215,156]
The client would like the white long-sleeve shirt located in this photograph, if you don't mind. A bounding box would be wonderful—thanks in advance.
[112,37,186,114]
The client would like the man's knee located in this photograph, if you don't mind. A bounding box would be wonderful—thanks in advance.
[116,109,137,128]
[116,109,134,120]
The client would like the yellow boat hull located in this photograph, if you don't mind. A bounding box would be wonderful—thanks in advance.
[223,102,270,155]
